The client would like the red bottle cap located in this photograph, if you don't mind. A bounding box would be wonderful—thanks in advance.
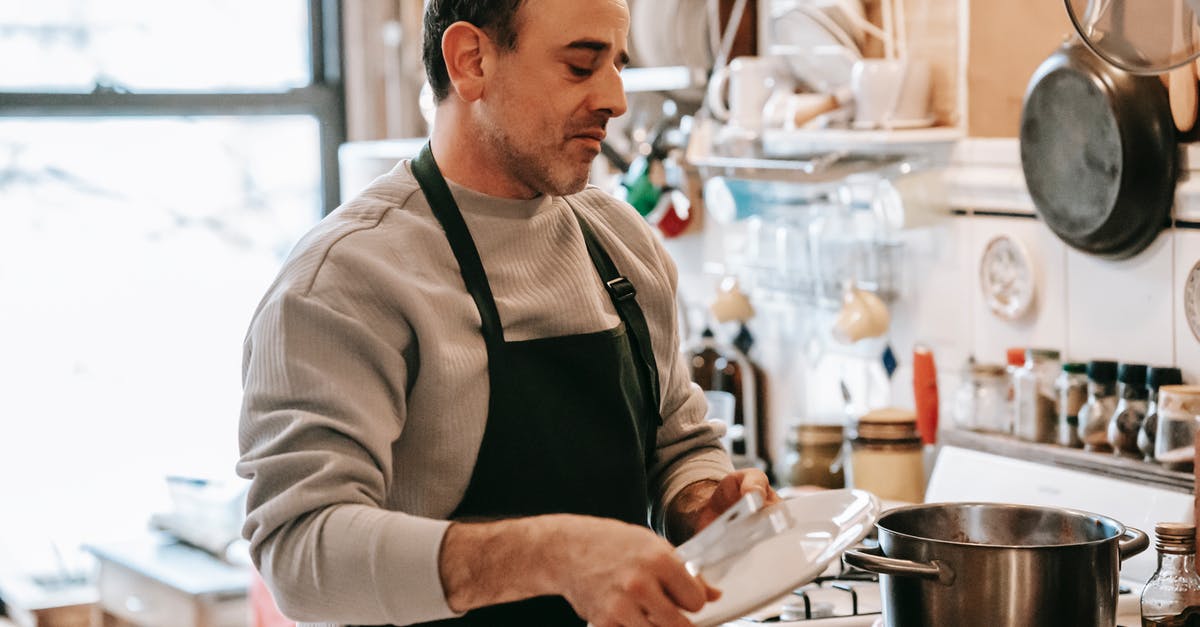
[1006,347,1026,367]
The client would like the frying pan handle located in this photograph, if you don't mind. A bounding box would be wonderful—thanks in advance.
[843,547,955,586]
[1119,527,1150,562]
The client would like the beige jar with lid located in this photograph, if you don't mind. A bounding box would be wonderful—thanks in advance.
[848,408,925,503]
[1154,385,1200,471]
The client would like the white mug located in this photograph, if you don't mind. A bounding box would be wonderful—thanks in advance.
[707,56,786,131]
[850,57,932,128]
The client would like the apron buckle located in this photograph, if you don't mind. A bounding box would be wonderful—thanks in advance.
[604,277,637,302]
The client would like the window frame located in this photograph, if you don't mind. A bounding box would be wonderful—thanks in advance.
[0,0,347,214]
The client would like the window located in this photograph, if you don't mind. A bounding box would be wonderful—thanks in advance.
[0,1,344,576]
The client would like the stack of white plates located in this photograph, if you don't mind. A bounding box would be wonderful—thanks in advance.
[767,0,866,94]
[630,0,714,70]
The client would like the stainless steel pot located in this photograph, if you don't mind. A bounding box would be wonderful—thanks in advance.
[843,502,1149,626]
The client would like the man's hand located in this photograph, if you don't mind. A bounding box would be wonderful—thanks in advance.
[549,516,720,627]
[665,470,781,544]
[439,514,718,627]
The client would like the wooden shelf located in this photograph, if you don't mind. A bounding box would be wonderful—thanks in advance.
[940,429,1195,494]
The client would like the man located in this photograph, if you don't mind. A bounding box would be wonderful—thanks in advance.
[237,0,777,625]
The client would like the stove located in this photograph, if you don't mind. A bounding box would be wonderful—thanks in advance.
[724,444,1190,625]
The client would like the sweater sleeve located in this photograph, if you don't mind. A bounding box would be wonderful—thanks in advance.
[236,287,460,625]
[643,230,735,532]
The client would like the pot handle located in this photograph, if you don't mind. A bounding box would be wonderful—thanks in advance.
[1119,527,1150,562]
[843,547,956,586]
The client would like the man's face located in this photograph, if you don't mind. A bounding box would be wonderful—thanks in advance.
[477,0,630,197]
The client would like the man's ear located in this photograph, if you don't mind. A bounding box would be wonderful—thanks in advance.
[441,22,490,102]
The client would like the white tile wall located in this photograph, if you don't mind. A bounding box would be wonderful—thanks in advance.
[965,215,1068,363]
[1064,231,1175,367]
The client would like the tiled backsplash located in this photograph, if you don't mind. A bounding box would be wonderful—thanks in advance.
[941,139,1200,380]
[670,137,1200,468]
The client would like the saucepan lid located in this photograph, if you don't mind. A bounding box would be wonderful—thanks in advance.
[677,489,880,626]
[1066,0,1200,74]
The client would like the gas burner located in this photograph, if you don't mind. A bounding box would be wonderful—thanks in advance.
[729,557,883,625]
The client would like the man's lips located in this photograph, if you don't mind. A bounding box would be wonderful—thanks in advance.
[573,130,606,143]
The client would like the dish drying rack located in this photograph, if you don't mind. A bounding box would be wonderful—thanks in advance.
[686,118,958,309]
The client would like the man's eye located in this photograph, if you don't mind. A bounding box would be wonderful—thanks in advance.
[569,66,593,77]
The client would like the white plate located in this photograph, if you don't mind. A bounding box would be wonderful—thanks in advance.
[770,2,862,93]
[681,489,881,627]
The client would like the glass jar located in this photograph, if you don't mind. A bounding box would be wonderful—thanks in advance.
[1078,360,1119,452]
[1140,367,1185,462]
[1141,522,1200,626]
[784,423,845,489]
[1056,362,1088,448]
[1154,385,1200,472]
[1013,348,1061,443]
[953,362,1009,433]
[1107,363,1148,457]
[847,408,924,504]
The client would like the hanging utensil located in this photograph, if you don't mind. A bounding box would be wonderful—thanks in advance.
[1169,5,1200,132]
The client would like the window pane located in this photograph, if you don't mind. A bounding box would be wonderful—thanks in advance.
[0,1,310,92]
[0,116,322,569]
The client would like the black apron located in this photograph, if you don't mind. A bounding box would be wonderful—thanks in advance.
[403,144,664,626]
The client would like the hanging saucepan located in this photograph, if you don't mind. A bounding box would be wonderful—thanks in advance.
[1018,29,1179,259]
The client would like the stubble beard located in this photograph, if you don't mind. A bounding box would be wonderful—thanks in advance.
[479,117,591,198]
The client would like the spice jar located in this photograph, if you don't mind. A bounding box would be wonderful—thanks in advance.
[848,408,924,504]
[1013,349,1061,443]
[1078,360,1119,452]
[953,362,1009,433]
[1139,367,1184,462]
[1106,363,1148,457]
[1154,385,1200,472]
[1056,362,1087,448]
[784,423,845,489]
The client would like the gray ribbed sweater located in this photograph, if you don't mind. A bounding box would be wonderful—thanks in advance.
[236,161,732,626]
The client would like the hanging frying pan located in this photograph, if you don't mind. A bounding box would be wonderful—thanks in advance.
[1019,13,1179,259]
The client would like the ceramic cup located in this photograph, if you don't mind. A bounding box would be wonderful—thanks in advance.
[832,287,890,343]
[850,58,932,128]
[707,56,787,131]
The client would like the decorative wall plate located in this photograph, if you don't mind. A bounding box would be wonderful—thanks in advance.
[979,234,1036,320]
[1184,259,1200,342]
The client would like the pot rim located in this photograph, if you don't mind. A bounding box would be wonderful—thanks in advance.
[876,501,1129,550]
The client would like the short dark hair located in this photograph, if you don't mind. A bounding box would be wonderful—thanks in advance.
[423,0,526,103]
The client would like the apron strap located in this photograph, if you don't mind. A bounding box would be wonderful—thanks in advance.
[572,212,663,422]
[411,143,506,348]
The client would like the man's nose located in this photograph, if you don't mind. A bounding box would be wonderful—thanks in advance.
[594,64,628,118]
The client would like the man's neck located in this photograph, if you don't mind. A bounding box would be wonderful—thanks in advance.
[430,105,539,200]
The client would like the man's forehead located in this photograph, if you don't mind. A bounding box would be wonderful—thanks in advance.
[518,0,631,41]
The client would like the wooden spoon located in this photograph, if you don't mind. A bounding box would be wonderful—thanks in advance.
[1168,0,1198,133]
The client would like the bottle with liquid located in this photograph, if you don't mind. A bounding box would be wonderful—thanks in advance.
[730,321,773,482]
[1056,362,1088,448]
[1141,522,1200,626]
[1079,360,1119,452]
[1107,363,1148,458]
[1140,367,1185,462]
[689,326,744,433]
